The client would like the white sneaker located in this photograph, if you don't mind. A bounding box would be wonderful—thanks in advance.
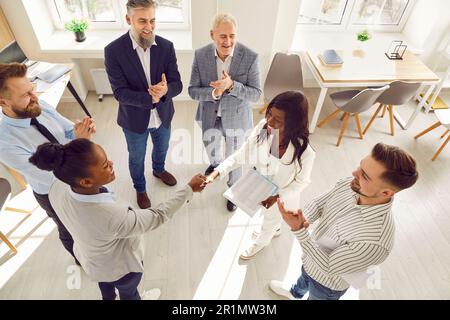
[252,228,282,240]
[239,243,266,260]
[269,280,298,300]
[141,288,161,300]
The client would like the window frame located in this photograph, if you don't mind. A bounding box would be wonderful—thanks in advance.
[47,0,191,31]
[297,0,416,32]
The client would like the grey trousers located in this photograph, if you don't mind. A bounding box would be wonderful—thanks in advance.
[202,117,245,187]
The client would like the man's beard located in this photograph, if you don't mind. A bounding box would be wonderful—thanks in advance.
[132,30,155,49]
[350,178,378,199]
[13,100,41,118]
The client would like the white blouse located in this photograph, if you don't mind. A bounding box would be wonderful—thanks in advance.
[216,118,315,209]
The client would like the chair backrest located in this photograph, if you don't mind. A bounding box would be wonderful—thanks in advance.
[263,52,303,104]
[435,109,450,127]
[0,178,12,212]
[377,81,421,105]
[341,85,390,114]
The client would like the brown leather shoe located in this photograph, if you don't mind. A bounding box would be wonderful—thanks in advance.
[153,171,177,186]
[137,191,151,209]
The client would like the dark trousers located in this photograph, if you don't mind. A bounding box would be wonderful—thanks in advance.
[33,192,76,260]
[98,272,143,300]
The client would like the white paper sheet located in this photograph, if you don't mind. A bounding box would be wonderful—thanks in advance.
[223,168,278,217]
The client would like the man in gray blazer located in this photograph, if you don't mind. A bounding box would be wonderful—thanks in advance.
[189,13,261,211]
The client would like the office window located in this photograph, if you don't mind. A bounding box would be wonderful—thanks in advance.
[298,0,348,25]
[53,0,116,22]
[351,0,409,25]
[297,0,413,30]
[48,0,190,30]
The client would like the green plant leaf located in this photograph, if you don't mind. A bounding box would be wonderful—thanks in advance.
[356,30,371,42]
[64,19,88,33]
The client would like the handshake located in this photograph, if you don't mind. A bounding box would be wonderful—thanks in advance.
[187,170,220,192]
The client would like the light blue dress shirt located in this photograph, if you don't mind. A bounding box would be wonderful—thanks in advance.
[0,99,74,194]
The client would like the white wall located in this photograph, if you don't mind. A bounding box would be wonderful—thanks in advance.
[0,0,300,99]
[403,0,450,71]
[2,0,448,100]
[0,0,299,102]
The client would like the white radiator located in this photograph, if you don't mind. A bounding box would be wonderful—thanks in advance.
[90,68,113,101]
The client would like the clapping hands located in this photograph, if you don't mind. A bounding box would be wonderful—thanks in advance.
[277,198,310,231]
[74,117,96,140]
[148,73,168,104]
[209,70,233,97]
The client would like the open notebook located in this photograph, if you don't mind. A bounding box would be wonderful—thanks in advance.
[223,168,279,217]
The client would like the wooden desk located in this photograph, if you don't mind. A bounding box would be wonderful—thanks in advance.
[305,49,440,133]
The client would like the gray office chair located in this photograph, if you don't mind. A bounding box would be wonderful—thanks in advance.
[259,52,304,113]
[317,85,390,146]
[0,178,17,254]
[363,81,421,136]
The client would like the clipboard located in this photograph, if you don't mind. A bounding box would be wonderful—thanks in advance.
[223,167,278,217]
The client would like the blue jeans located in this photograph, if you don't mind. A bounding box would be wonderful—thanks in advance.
[123,125,171,193]
[290,266,347,300]
[98,272,143,300]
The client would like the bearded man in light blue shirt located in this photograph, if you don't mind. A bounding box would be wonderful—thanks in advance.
[0,62,95,262]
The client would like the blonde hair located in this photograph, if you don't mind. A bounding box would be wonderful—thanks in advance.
[211,13,237,30]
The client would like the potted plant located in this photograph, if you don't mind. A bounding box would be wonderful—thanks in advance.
[65,19,88,42]
[356,29,371,42]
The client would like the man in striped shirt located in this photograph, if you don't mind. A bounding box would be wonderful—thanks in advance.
[269,143,418,300]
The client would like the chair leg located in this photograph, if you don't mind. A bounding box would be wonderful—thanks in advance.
[0,231,17,254]
[318,109,341,128]
[432,134,450,161]
[7,167,27,191]
[258,103,268,114]
[380,104,387,118]
[388,105,395,136]
[363,104,383,135]
[5,207,35,214]
[337,113,350,147]
[441,129,450,139]
[354,113,363,139]
[414,121,441,139]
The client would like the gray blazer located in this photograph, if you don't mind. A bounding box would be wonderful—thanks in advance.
[189,42,262,132]
[49,179,193,283]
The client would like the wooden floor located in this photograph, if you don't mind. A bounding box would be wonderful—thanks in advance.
[0,88,449,300]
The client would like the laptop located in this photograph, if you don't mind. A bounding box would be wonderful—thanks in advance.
[0,40,37,67]
[0,41,68,82]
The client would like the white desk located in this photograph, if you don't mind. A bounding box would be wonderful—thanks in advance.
[33,62,91,116]
[305,49,440,133]
[36,73,70,108]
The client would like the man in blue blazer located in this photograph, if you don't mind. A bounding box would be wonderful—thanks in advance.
[105,0,182,209]
[189,13,261,211]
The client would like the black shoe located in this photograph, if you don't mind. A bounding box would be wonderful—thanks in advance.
[205,164,218,176]
[227,200,237,212]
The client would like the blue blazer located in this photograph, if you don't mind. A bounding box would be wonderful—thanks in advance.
[104,33,182,133]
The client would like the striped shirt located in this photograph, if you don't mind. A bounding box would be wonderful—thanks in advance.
[293,177,395,291]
